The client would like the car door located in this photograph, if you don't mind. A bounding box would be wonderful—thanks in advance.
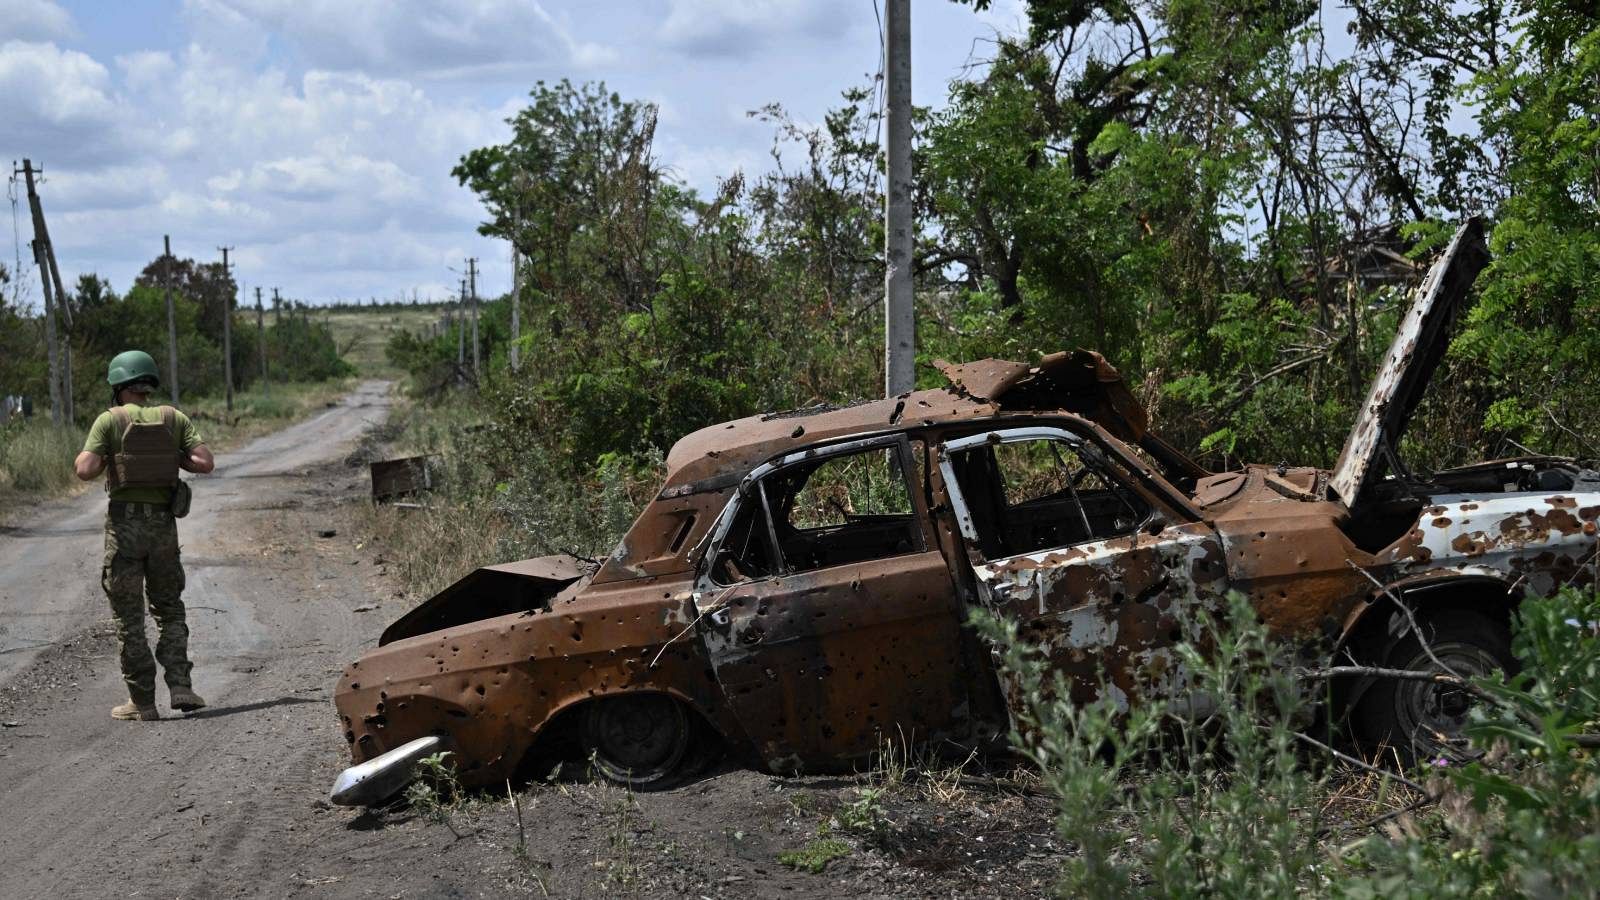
[692,434,974,773]
[936,426,1230,716]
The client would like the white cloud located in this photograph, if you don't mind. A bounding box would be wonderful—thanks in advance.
[659,0,851,58]
[0,41,127,164]
[115,50,177,89]
[1,0,1012,303]
[0,0,74,41]
[197,0,614,78]
[34,164,167,212]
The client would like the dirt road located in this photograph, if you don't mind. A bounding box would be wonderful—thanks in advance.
[0,380,1064,899]
[0,381,416,897]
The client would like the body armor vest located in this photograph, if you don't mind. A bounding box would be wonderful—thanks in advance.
[106,405,180,491]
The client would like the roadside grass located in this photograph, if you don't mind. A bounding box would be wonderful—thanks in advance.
[0,417,85,498]
[352,393,661,603]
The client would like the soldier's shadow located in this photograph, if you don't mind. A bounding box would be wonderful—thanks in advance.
[177,696,321,720]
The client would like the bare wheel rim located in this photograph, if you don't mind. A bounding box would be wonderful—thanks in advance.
[583,695,690,784]
[1393,640,1500,760]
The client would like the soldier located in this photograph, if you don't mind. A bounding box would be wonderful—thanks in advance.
[73,350,215,721]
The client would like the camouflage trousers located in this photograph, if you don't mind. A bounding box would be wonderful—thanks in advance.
[102,503,193,705]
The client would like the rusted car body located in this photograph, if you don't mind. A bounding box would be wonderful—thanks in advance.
[331,219,1599,803]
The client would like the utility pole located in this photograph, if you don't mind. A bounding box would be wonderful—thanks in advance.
[456,277,467,371]
[509,247,521,373]
[18,159,62,425]
[883,0,914,397]
[32,162,73,421]
[466,257,480,380]
[163,235,180,404]
[29,239,62,426]
[218,246,235,412]
[255,286,268,397]
[272,287,281,326]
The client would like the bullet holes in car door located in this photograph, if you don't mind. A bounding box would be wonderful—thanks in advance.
[937,426,1230,716]
[695,436,976,770]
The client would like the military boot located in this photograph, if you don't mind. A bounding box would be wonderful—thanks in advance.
[169,686,207,712]
[111,699,159,721]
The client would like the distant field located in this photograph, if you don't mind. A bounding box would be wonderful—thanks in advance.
[320,305,445,378]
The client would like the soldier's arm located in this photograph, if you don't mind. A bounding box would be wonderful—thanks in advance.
[74,450,106,481]
[180,444,215,474]
[173,411,214,474]
[76,413,113,481]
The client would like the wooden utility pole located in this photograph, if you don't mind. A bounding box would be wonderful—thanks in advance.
[218,246,235,412]
[456,278,467,370]
[163,235,180,404]
[883,0,914,397]
[509,247,521,373]
[273,287,281,325]
[18,160,62,425]
[466,257,480,380]
[28,239,62,426]
[255,286,268,396]
[33,164,72,421]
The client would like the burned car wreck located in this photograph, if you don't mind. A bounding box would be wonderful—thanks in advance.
[331,219,1600,805]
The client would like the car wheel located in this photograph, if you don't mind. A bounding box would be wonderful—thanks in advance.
[1355,608,1516,767]
[580,694,692,789]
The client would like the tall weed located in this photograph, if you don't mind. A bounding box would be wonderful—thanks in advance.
[984,586,1600,898]
[0,419,85,494]
[357,397,662,601]
[1337,587,1600,898]
[975,592,1326,898]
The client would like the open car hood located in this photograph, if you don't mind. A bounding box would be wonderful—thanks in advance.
[1328,218,1490,508]
[378,554,594,645]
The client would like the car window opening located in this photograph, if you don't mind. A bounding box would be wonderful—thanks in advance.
[952,436,1151,561]
[713,443,924,584]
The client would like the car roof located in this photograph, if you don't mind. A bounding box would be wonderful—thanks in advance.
[662,350,1151,492]
[593,351,1166,585]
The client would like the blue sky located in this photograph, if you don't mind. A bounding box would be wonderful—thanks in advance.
[2,0,1027,307]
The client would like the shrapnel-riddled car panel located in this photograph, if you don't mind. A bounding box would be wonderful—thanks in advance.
[330,218,1600,805]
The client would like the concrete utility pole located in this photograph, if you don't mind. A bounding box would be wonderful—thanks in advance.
[218,246,235,412]
[466,257,480,380]
[255,286,268,396]
[509,247,521,373]
[456,278,467,370]
[18,160,62,425]
[163,235,180,404]
[883,0,915,397]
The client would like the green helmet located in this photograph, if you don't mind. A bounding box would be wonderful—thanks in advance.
[107,350,161,388]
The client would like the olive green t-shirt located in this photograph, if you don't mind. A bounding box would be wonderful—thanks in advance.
[82,402,204,504]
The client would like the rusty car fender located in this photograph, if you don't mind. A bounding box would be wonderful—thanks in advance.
[1334,567,1527,655]
[337,588,746,787]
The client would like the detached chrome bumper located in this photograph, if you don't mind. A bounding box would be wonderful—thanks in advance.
[329,735,447,807]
